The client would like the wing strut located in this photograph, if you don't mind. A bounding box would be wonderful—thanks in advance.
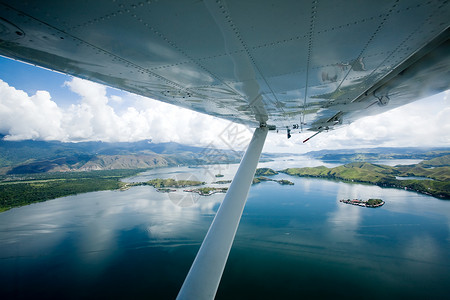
[177,126,268,300]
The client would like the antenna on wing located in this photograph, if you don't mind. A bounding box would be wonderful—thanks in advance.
[303,131,321,143]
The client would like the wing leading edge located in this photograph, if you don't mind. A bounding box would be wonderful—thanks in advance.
[0,0,449,131]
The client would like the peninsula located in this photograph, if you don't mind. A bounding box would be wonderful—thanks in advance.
[253,168,293,185]
[120,178,205,191]
[278,154,450,199]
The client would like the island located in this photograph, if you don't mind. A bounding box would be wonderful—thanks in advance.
[214,180,232,184]
[340,198,385,208]
[252,168,294,185]
[184,187,228,196]
[255,168,278,176]
[156,188,176,193]
[120,178,205,191]
[252,176,294,185]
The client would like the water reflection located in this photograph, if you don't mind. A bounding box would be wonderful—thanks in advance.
[1,158,449,299]
[259,156,342,169]
[0,185,224,259]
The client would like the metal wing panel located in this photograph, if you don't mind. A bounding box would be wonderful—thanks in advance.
[0,0,448,132]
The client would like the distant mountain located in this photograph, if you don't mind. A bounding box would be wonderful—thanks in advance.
[419,154,450,168]
[305,147,450,162]
[3,136,449,176]
[0,138,248,175]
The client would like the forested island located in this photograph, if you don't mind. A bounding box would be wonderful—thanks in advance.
[121,178,205,190]
[252,168,293,185]
[340,198,385,208]
[252,176,294,185]
[185,187,228,196]
[214,180,232,184]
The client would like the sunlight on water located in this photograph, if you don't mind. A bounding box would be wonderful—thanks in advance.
[0,157,449,299]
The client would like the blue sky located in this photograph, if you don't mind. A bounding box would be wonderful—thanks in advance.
[0,55,449,153]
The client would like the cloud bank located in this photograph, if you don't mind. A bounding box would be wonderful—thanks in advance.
[0,77,449,152]
[264,90,450,152]
[0,78,251,150]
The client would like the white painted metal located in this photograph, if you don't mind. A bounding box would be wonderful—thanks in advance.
[177,126,268,300]
[0,1,448,133]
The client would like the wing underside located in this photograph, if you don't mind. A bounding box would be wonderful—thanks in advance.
[0,0,449,131]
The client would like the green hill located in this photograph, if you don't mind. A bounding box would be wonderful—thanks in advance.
[305,147,450,163]
[255,168,278,176]
[281,163,397,184]
[280,157,450,199]
[418,154,450,168]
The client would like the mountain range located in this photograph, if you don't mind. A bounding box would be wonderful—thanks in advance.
[0,135,292,175]
[0,136,247,174]
[305,147,450,162]
[2,135,450,175]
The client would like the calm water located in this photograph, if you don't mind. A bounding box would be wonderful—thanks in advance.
[0,158,449,299]
[396,176,432,180]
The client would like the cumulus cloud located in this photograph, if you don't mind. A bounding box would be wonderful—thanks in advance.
[351,95,447,146]
[281,91,450,152]
[1,77,449,152]
[0,78,251,149]
[0,80,64,140]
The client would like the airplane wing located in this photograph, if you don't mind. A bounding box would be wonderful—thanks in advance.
[0,0,448,133]
[1,1,449,299]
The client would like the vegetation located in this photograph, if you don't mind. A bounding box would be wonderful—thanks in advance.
[121,178,205,191]
[0,137,264,175]
[188,187,228,196]
[277,179,294,185]
[280,159,450,199]
[306,148,450,163]
[252,176,294,185]
[253,176,269,184]
[255,168,278,176]
[395,156,450,181]
[156,188,176,193]
[0,171,208,212]
[2,149,449,212]
[214,180,232,184]
[340,198,384,207]
[0,169,143,212]
[144,178,204,188]
[367,199,383,206]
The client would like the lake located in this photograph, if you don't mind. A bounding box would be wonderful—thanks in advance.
[0,157,449,299]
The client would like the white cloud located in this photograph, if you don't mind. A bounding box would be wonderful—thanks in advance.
[0,80,64,140]
[263,91,450,153]
[1,77,449,152]
[0,78,251,149]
